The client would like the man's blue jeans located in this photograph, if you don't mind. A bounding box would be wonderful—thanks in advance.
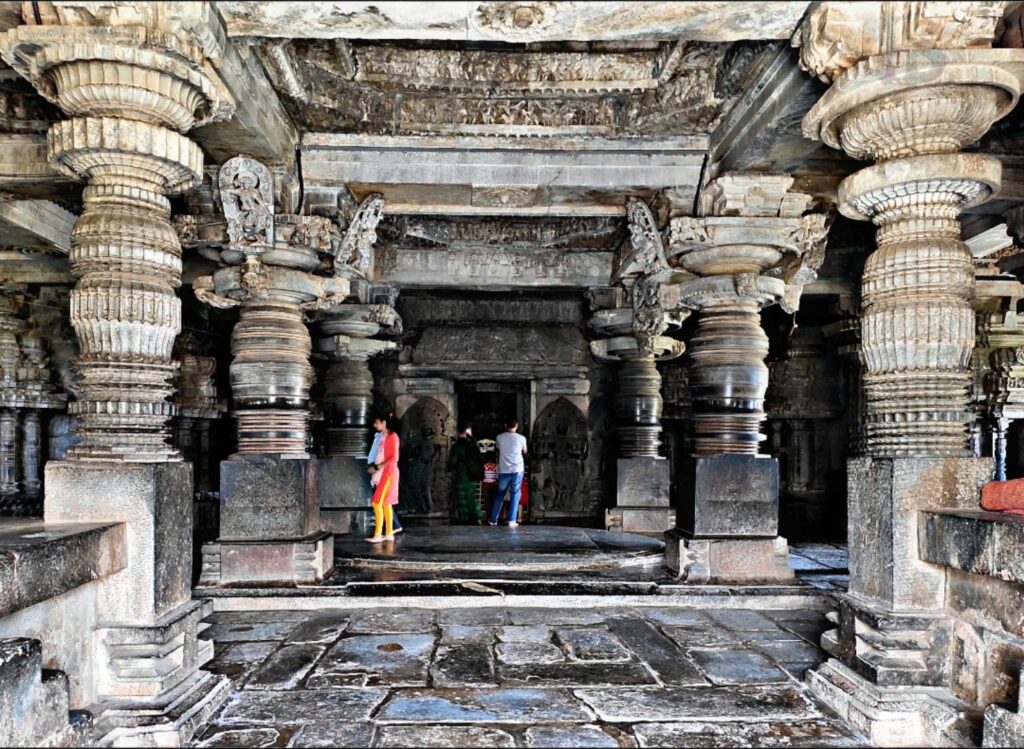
[489,472,524,525]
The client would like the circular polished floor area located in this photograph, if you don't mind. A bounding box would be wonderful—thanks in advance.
[334,526,665,573]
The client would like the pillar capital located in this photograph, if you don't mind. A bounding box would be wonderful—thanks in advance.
[794,0,1010,84]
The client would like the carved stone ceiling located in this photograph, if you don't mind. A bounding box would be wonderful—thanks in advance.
[255,38,770,137]
[219,2,811,42]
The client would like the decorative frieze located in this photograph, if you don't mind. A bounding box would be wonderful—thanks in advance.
[800,11,1024,457]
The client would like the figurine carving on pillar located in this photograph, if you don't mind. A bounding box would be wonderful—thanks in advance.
[220,156,275,250]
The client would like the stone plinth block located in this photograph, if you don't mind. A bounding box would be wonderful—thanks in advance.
[606,507,676,534]
[200,532,334,586]
[317,456,372,510]
[664,529,793,583]
[679,455,778,538]
[44,461,192,623]
[847,456,993,610]
[614,457,670,508]
[219,454,318,541]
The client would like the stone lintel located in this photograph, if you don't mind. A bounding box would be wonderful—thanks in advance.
[919,509,1024,584]
[0,519,125,619]
[0,199,74,254]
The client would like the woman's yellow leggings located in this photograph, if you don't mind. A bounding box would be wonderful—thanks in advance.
[373,502,393,538]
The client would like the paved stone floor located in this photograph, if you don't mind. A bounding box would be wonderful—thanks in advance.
[191,605,866,748]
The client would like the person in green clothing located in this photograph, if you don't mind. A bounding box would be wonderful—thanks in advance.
[448,422,485,524]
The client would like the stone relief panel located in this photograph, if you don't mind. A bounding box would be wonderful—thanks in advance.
[398,396,455,517]
[411,326,591,368]
[531,397,591,518]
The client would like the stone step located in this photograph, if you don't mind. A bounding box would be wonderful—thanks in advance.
[0,638,86,748]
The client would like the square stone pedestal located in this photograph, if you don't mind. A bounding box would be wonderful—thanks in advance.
[317,455,372,535]
[43,461,230,744]
[605,457,675,533]
[665,454,792,582]
[201,454,334,586]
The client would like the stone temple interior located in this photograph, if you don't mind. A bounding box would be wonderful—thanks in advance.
[7,1,1024,747]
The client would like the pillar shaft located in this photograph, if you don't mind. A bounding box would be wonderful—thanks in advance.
[616,358,664,458]
[0,409,17,495]
[21,411,40,497]
[324,357,374,456]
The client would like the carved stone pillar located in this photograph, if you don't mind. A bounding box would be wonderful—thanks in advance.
[589,199,686,534]
[1,4,235,739]
[663,173,827,583]
[797,3,1020,743]
[185,156,349,587]
[172,331,223,497]
[20,411,41,498]
[314,300,400,535]
[0,409,17,496]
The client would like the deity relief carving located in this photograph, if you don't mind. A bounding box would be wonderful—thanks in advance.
[337,193,384,278]
[532,398,590,516]
[219,156,274,251]
[398,397,454,517]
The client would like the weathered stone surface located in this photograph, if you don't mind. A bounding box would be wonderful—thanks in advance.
[245,644,327,690]
[524,725,621,748]
[348,609,435,634]
[556,629,631,663]
[495,642,564,665]
[508,609,607,626]
[307,634,434,687]
[202,622,301,643]
[688,648,789,685]
[288,723,375,748]
[497,626,552,643]
[219,456,319,541]
[662,625,741,650]
[217,688,388,725]
[194,726,291,748]
[606,618,708,686]
[376,725,515,748]
[284,612,350,645]
[206,642,277,682]
[632,719,864,747]
[437,609,508,627]
[707,609,780,631]
[576,685,819,722]
[377,688,592,723]
[639,609,711,627]
[441,626,495,645]
[431,644,497,687]
[680,455,779,537]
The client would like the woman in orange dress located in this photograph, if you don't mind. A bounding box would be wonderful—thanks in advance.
[367,414,400,543]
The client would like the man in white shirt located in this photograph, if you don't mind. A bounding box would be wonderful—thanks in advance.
[488,419,528,527]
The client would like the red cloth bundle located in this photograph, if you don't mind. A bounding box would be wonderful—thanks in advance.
[980,478,1024,516]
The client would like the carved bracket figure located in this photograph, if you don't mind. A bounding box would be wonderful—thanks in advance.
[219,155,274,253]
[337,193,385,278]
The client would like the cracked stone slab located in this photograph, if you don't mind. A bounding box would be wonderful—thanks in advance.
[438,609,508,626]
[688,648,789,685]
[217,688,388,725]
[284,612,350,644]
[307,634,435,687]
[202,621,301,643]
[431,643,497,687]
[497,658,656,687]
[575,685,820,722]
[207,641,278,681]
[194,726,294,748]
[245,643,327,690]
[557,629,631,662]
[495,641,565,665]
[631,719,866,747]
[639,608,712,627]
[497,626,552,643]
[524,725,621,748]
[376,688,593,723]
[287,723,375,748]
[347,608,436,634]
[606,618,708,687]
[441,626,496,645]
[661,625,741,650]
[376,725,516,748]
[706,609,780,631]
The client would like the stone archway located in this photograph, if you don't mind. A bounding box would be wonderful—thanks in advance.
[398,396,455,519]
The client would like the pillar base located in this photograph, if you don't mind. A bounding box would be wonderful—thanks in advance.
[807,659,975,748]
[606,457,674,533]
[220,455,318,540]
[200,532,334,586]
[664,529,794,582]
[317,456,373,535]
[680,454,779,537]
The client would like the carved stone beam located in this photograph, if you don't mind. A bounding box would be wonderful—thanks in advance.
[799,1,1024,457]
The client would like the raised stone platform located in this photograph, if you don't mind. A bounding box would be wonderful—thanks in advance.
[334,526,665,573]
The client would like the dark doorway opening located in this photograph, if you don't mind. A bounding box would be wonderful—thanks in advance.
[455,381,530,441]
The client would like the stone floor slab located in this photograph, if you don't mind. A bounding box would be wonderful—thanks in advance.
[437,608,508,626]
[688,648,789,685]
[750,638,827,664]
[287,723,375,748]
[523,725,622,747]
[498,658,656,687]
[377,688,593,723]
[207,642,279,682]
[307,634,434,687]
[284,612,350,644]
[606,619,708,687]
[497,626,552,643]
[376,725,516,748]
[496,641,565,665]
[194,726,293,748]
[661,624,741,650]
[639,608,712,627]
[216,689,388,725]
[431,644,498,687]
[207,611,311,625]
[706,609,780,631]
[347,608,436,634]
[632,719,866,747]
[557,628,631,663]
[202,621,301,643]
[441,626,495,644]
[575,685,820,722]
[245,644,327,690]
[508,608,608,626]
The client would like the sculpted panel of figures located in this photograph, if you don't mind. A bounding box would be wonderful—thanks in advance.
[218,156,274,250]
[398,397,455,517]
[532,398,591,517]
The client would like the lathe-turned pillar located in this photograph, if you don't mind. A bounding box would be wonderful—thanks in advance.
[0,2,235,739]
[663,173,828,583]
[589,199,686,534]
[797,3,1020,743]
[187,156,348,587]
